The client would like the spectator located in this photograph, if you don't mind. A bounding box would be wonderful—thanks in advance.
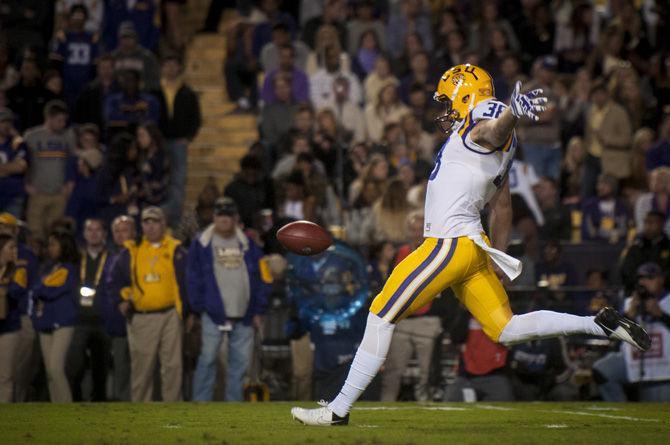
[0,43,19,91]
[399,51,438,105]
[493,53,527,102]
[49,4,100,108]
[111,22,160,92]
[559,136,587,205]
[103,215,136,401]
[583,81,633,195]
[635,167,670,237]
[370,178,412,244]
[468,0,519,59]
[260,23,309,72]
[154,54,202,227]
[581,174,629,244]
[620,211,670,294]
[365,83,409,143]
[95,133,140,224]
[43,70,65,101]
[516,56,562,180]
[109,206,187,402]
[560,68,592,144]
[554,1,598,72]
[0,213,39,402]
[24,100,77,241]
[295,152,339,225]
[261,75,299,149]
[261,45,310,106]
[55,0,104,35]
[0,234,27,402]
[276,170,317,222]
[535,177,572,242]
[593,262,670,402]
[480,26,514,78]
[646,116,670,171]
[224,21,259,112]
[251,0,298,58]
[508,338,577,401]
[320,76,366,144]
[381,211,442,401]
[400,113,434,163]
[66,218,112,401]
[104,1,160,53]
[272,134,325,180]
[306,25,350,77]
[74,54,117,130]
[136,122,170,211]
[67,124,104,231]
[104,69,160,138]
[175,178,220,246]
[387,0,433,59]
[1,1,51,57]
[224,155,275,231]
[188,197,271,401]
[351,29,383,81]
[346,0,386,57]
[506,158,543,227]
[302,0,347,50]
[440,29,468,69]
[33,229,80,403]
[407,83,437,133]
[535,240,578,291]
[445,309,513,402]
[630,128,656,190]
[0,109,28,217]
[367,241,396,294]
[363,55,398,106]
[310,45,362,111]
[348,153,388,206]
[6,58,56,132]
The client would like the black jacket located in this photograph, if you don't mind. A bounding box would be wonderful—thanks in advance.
[153,84,201,140]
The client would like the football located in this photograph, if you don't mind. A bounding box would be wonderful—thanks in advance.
[276,220,333,256]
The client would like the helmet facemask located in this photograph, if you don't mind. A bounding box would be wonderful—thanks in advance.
[433,94,461,135]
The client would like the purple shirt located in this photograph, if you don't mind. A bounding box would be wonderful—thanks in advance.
[261,69,310,106]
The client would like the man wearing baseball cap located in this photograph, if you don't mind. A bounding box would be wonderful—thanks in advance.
[108,206,188,401]
[0,109,28,218]
[187,197,271,401]
[593,262,670,402]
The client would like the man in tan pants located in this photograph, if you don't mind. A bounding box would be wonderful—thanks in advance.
[108,207,188,402]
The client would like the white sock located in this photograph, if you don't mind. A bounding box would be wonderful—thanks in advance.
[328,312,395,417]
[498,310,606,346]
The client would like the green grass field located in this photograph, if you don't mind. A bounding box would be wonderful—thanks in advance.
[1,402,669,445]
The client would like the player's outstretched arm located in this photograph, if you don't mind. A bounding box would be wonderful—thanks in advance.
[471,81,548,150]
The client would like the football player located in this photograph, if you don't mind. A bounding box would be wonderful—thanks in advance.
[291,64,651,425]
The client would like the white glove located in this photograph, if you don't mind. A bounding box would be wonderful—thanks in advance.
[509,81,548,122]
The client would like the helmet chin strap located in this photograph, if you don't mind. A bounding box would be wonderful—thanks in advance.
[468,93,476,112]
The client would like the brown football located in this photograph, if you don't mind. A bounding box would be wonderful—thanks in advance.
[277,220,333,256]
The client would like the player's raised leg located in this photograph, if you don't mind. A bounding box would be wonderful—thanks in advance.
[452,256,652,351]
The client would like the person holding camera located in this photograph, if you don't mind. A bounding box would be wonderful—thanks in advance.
[593,262,670,401]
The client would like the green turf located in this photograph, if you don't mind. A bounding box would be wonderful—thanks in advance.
[1,402,669,445]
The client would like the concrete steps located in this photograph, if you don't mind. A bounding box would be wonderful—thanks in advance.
[180,5,258,208]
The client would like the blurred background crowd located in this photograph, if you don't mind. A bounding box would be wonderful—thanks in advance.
[1,0,670,405]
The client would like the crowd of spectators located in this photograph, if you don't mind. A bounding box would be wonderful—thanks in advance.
[2,0,670,404]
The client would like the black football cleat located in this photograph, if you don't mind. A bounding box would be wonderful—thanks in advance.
[595,307,651,351]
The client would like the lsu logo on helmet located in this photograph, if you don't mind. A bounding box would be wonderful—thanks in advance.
[434,64,495,134]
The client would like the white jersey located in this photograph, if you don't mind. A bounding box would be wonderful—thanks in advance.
[424,99,517,239]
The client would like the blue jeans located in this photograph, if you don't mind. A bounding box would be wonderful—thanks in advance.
[192,313,254,401]
[523,143,561,180]
[593,351,628,402]
[162,139,188,228]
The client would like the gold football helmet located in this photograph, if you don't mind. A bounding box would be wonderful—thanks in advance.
[434,64,494,134]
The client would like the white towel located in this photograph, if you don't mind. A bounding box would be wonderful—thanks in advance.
[468,234,523,281]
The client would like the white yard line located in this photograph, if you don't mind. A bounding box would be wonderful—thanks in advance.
[475,405,517,411]
[355,406,468,411]
[544,424,568,429]
[545,410,661,423]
